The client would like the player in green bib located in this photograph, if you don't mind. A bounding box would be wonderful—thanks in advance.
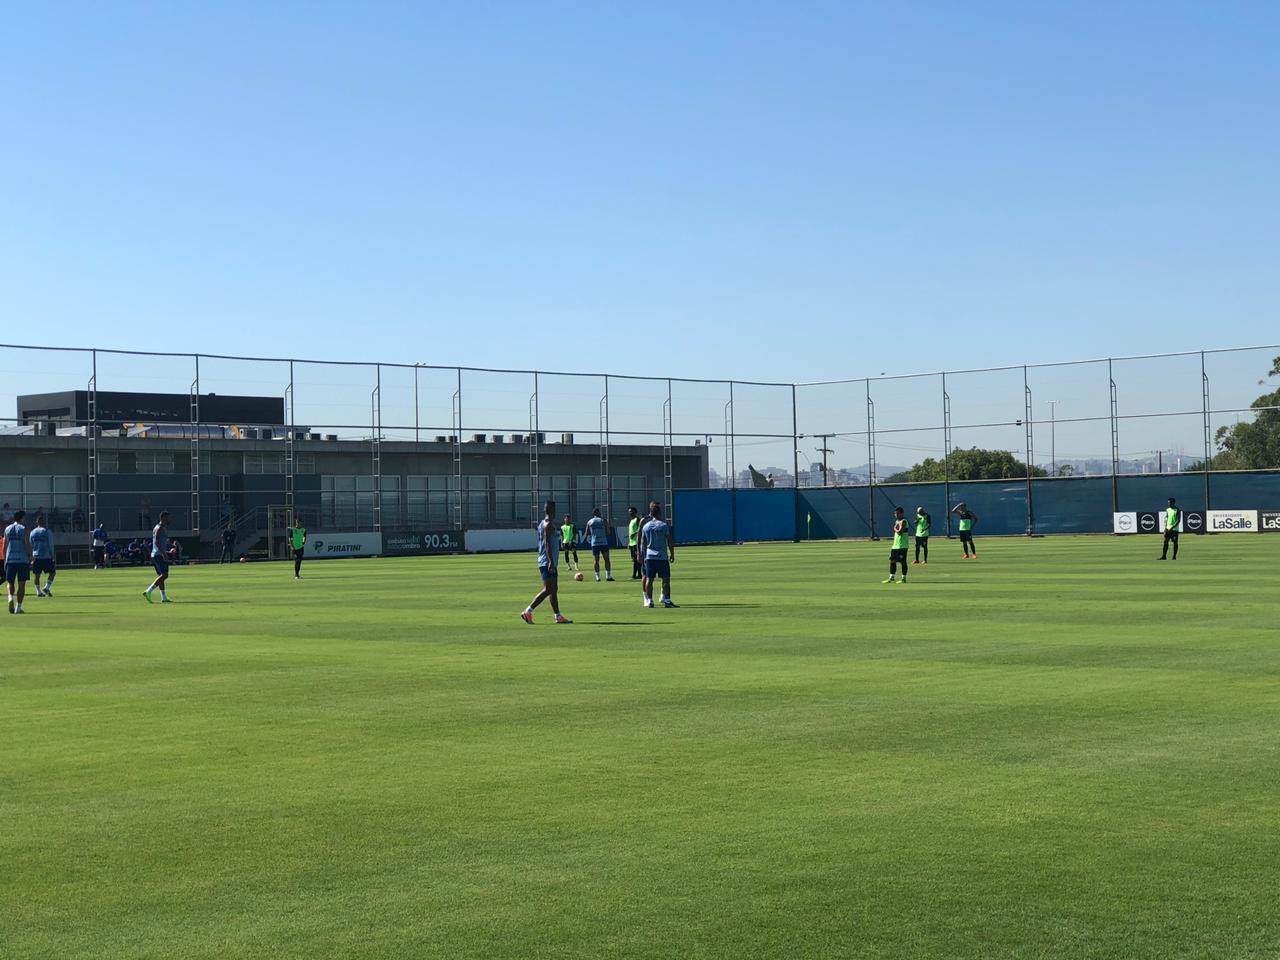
[952,502,978,558]
[1159,497,1181,560]
[289,517,307,579]
[627,506,642,579]
[560,514,580,572]
[883,507,910,583]
[912,507,931,565]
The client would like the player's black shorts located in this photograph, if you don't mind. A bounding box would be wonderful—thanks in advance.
[294,547,305,559]
[890,548,908,562]
[32,558,56,576]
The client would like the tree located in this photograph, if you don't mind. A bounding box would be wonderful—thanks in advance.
[885,447,1047,483]
[1186,355,1280,471]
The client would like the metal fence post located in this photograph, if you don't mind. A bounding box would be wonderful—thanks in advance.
[528,372,539,528]
[1024,366,1034,536]
[190,354,200,534]
[866,379,876,540]
[1109,359,1120,513]
[1201,351,1212,510]
[791,383,800,542]
[87,349,98,530]
[942,371,952,537]
[371,364,382,533]
[452,368,463,530]
[599,375,610,522]
[663,379,673,523]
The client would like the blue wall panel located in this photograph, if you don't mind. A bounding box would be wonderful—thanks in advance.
[1209,472,1280,510]
[682,470,1280,543]
[673,489,733,544]
[947,480,1032,536]
[1030,476,1113,533]
[733,489,796,542]
[798,487,872,539]
[1117,474,1205,513]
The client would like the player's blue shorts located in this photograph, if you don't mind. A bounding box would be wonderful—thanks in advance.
[591,543,609,557]
[4,562,30,584]
[643,558,670,580]
[539,564,557,582]
[32,558,56,576]
[152,555,169,576]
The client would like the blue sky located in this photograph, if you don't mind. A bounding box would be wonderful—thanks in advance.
[2,1,1277,463]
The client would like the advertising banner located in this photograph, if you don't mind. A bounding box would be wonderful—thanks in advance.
[1136,512,1160,534]
[1158,509,1206,533]
[1206,510,1259,533]
[1112,512,1137,534]
[308,532,383,558]
[383,530,466,556]
[1261,511,1280,532]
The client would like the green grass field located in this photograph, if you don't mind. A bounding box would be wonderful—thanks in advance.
[3,535,1279,959]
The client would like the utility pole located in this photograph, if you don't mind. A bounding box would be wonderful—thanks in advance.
[816,434,834,487]
[1046,400,1059,475]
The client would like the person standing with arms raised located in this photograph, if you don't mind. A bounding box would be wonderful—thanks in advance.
[912,506,931,565]
[951,502,978,559]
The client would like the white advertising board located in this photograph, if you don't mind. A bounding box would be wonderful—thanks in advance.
[1112,512,1137,534]
[307,532,383,558]
[1205,510,1259,533]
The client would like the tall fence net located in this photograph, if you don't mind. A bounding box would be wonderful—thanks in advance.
[2,343,1278,549]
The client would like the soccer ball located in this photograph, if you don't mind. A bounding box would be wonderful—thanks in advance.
[574,572,584,581]
[239,556,248,563]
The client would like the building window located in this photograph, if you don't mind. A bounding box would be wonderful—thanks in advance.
[407,475,454,526]
[297,454,316,475]
[244,453,285,474]
[97,451,119,474]
[136,452,175,474]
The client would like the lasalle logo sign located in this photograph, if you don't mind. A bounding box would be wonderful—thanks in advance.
[1261,511,1280,532]
[1206,510,1259,533]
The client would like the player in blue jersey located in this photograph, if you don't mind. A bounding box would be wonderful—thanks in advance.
[521,501,572,624]
[30,515,57,597]
[585,508,615,582]
[143,511,174,603]
[640,500,677,608]
[91,521,109,568]
[4,509,32,614]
